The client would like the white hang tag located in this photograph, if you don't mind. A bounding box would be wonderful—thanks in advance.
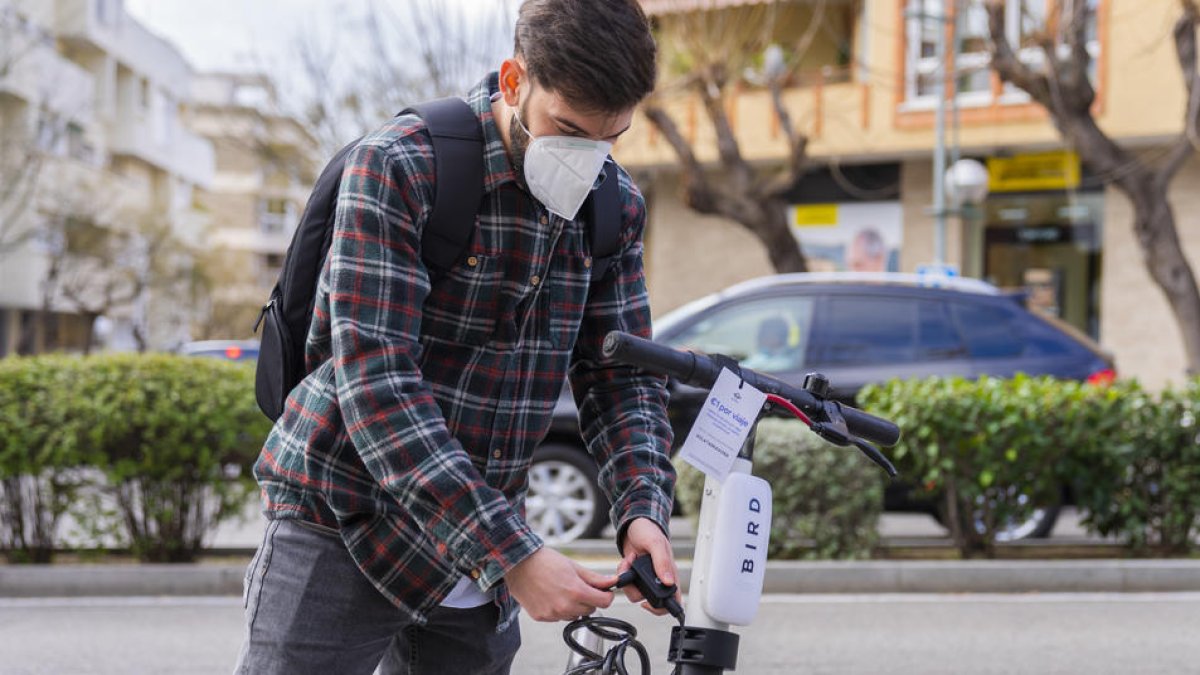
[677,368,767,482]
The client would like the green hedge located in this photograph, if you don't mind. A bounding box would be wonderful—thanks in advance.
[860,375,1200,558]
[0,354,270,563]
[675,418,885,560]
[0,357,93,562]
[1066,379,1200,555]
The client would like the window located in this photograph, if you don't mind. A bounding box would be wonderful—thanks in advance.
[816,296,918,366]
[905,0,944,102]
[905,0,1100,106]
[260,253,285,288]
[1017,315,1077,357]
[918,301,967,360]
[663,296,816,374]
[954,1,992,100]
[259,198,296,236]
[96,0,123,27]
[953,302,1023,358]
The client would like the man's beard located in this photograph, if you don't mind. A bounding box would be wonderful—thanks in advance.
[508,99,531,177]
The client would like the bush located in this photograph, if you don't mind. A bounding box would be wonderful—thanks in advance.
[0,357,94,563]
[68,355,272,562]
[1069,379,1200,555]
[858,374,1114,558]
[674,418,884,560]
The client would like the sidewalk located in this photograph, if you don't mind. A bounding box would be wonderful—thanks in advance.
[4,509,1198,598]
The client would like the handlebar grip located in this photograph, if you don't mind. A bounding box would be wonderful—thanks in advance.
[602,330,704,383]
[603,331,901,447]
[838,404,901,447]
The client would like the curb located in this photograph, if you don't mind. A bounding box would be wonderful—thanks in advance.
[3,559,1199,598]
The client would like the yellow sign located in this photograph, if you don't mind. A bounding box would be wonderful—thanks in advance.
[791,204,839,228]
[987,151,1081,193]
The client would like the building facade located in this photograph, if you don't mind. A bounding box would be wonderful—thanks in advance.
[620,0,1200,390]
[185,73,318,341]
[0,0,214,356]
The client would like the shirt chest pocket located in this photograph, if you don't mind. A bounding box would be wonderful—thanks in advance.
[547,252,593,350]
[422,254,502,346]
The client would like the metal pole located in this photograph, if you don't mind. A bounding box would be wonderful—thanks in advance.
[932,1,948,266]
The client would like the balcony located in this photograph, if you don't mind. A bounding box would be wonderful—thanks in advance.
[616,68,873,169]
[54,0,192,100]
[0,41,95,122]
[111,121,215,188]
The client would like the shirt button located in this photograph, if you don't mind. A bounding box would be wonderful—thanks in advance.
[470,568,481,580]
[492,448,502,459]
[539,214,549,225]
[467,256,479,268]
[584,257,593,269]
[530,275,541,287]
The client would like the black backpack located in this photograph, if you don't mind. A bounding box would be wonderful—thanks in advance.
[253,97,622,421]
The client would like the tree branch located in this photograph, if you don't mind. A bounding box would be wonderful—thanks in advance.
[642,101,723,214]
[987,1,1052,105]
[696,66,754,186]
[1175,0,1200,154]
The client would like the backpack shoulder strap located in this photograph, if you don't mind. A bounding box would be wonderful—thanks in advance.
[585,160,623,284]
[404,98,485,277]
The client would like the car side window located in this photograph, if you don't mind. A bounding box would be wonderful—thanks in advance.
[918,301,967,360]
[1018,316,1077,357]
[953,302,1023,358]
[662,296,815,373]
[816,296,918,366]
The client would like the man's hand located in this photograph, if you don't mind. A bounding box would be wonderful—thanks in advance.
[617,518,680,615]
[506,547,617,622]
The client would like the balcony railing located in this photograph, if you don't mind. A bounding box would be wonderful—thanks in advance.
[616,66,872,169]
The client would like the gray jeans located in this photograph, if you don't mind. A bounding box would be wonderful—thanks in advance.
[234,519,520,675]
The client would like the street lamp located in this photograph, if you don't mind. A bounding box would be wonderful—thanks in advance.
[944,158,989,209]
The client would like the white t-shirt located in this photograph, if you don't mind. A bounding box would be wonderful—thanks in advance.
[440,575,494,608]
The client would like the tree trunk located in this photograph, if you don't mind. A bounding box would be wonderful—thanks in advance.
[1128,184,1200,375]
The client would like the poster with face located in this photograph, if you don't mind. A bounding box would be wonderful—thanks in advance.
[788,202,904,273]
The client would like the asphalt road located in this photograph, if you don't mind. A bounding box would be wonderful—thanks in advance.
[1,593,1197,674]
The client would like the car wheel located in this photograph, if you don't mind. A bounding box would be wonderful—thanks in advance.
[526,444,610,545]
[935,494,1061,542]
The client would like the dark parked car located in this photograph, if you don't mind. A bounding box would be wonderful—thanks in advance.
[530,272,1115,544]
[179,340,261,362]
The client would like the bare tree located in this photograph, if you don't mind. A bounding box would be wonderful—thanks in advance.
[294,0,517,155]
[643,0,837,273]
[988,0,1200,375]
[0,9,55,258]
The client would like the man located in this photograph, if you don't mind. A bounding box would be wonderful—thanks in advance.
[234,1,677,673]
[846,227,888,273]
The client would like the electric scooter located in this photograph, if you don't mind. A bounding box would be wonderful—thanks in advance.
[561,331,901,675]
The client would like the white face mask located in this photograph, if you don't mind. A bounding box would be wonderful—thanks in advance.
[514,108,613,221]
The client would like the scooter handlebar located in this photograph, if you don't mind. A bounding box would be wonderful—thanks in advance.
[602,330,900,448]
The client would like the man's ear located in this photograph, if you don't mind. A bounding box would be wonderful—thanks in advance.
[499,59,525,107]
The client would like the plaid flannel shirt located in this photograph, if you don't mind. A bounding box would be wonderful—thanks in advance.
[253,74,675,632]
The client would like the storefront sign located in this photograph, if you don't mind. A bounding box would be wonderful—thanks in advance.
[791,204,840,228]
[987,151,1081,193]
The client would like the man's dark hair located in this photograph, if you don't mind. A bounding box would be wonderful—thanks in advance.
[515,0,657,112]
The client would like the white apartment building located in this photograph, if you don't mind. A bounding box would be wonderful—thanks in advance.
[0,0,214,355]
[186,73,318,340]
